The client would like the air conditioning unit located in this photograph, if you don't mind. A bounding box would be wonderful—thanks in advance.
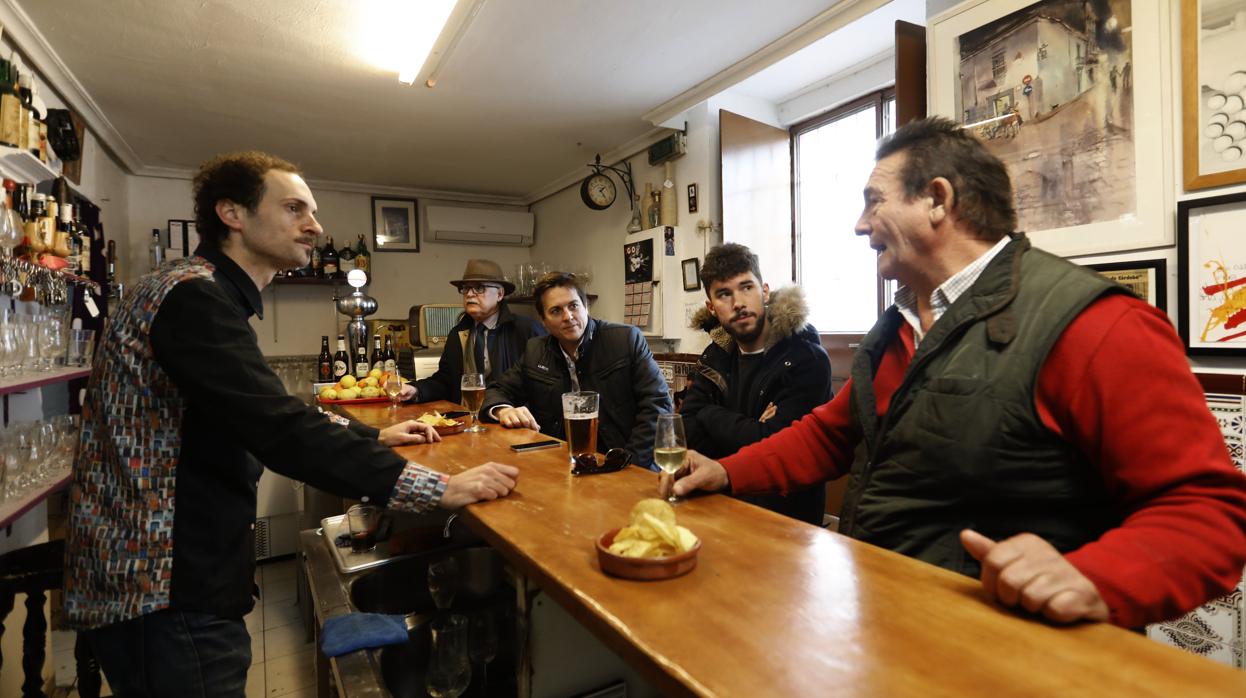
[425,205,535,246]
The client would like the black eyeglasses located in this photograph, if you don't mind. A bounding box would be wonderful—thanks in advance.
[572,448,630,476]
[458,284,501,296]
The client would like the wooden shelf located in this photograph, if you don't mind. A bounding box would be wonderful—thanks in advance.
[272,275,348,286]
[0,144,59,182]
[0,469,70,529]
[0,366,91,397]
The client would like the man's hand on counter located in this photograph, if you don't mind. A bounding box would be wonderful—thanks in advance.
[496,406,540,431]
[398,383,418,401]
[440,462,521,508]
[961,529,1109,624]
[672,450,731,497]
[378,420,442,446]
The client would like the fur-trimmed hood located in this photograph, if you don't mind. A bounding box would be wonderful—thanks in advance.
[689,286,811,353]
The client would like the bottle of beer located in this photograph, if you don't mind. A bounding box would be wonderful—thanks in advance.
[310,234,322,277]
[382,335,397,374]
[338,238,355,271]
[332,335,349,379]
[321,236,339,278]
[317,335,333,382]
[370,334,382,372]
[354,343,369,379]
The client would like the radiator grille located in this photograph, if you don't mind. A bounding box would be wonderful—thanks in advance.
[254,517,271,560]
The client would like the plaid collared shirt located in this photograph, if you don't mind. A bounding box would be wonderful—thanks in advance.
[894,236,1010,346]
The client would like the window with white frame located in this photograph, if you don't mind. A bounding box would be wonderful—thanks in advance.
[792,90,896,333]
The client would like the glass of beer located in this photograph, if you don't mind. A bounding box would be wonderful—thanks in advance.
[654,413,687,503]
[561,391,599,470]
[460,373,487,433]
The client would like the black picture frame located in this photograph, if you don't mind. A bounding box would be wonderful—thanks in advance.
[682,257,701,291]
[371,197,419,253]
[1177,191,1246,356]
[1085,259,1167,313]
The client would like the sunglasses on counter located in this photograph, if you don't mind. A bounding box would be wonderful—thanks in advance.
[572,448,630,476]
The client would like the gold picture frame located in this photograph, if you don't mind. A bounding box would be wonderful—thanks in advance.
[1182,0,1246,190]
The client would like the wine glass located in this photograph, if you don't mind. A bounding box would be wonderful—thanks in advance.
[468,611,498,696]
[384,373,403,410]
[654,413,688,503]
[426,614,471,698]
[427,555,460,610]
[460,373,486,433]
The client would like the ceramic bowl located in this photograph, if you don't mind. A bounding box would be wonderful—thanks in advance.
[595,527,701,580]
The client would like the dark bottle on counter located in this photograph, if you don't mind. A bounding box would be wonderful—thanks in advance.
[382,335,397,374]
[370,334,382,372]
[321,236,339,278]
[332,335,349,379]
[354,343,369,379]
[317,335,333,382]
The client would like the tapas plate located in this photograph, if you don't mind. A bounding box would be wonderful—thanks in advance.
[596,527,701,581]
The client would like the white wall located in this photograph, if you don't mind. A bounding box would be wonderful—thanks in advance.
[530,101,723,355]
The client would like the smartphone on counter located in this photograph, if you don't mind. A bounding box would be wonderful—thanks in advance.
[510,439,561,452]
[442,410,469,419]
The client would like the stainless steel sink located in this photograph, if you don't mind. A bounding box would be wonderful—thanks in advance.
[344,546,518,697]
[348,546,505,616]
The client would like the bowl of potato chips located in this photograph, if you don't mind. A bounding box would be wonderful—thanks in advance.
[596,499,701,580]
[416,410,466,436]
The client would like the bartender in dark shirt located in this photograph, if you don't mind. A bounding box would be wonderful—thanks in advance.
[65,151,519,696]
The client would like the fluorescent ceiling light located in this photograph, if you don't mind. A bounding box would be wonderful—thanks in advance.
[357,0,458,84]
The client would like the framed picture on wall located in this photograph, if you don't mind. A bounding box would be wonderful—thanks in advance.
[1085,258,1167,312]
[928,0,1171,257]
[1177,191,1246,355]
[1181,0,1246,190]
[682,257,701,291]
[371,197,419,253]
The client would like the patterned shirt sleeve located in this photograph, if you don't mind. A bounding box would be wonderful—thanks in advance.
[387,461,449,513]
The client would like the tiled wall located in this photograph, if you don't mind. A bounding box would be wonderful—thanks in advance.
[1145,392,1246,668]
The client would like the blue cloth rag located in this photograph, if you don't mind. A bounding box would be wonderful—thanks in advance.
[320,612,409,657]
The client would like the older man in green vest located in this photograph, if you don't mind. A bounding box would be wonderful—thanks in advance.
[673,117,1246,629]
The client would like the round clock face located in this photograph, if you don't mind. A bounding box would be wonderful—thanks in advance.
[581,173,617,210]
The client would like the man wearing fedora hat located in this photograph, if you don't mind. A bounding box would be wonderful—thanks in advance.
[407,258,546,404]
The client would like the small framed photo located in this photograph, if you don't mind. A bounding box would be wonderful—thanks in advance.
[1178,191,1246,355]
[1085,259,1167,313]
[687,183,698,213]
[1181,0,1246,191]
[681,257,701,292]
[371,197,419,253]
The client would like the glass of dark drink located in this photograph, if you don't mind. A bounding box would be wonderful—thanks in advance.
[460,373,487,433]
[346,503,379,553]
[561,391,599,471]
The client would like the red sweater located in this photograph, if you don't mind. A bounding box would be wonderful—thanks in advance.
[723,294,1246,628]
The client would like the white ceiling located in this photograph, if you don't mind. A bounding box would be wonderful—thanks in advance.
[730,0,924,104]
[12,0,862,200]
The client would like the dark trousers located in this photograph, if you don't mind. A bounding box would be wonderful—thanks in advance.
[83,608,251,697]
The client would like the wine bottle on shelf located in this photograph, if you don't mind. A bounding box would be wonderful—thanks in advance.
[58,202,76,268]
[353,234,369,273]
[148,228,164,270]
[24,192,45,257]
[382,335,397,374]
[370,334,382,372]
[0,60,21,148]
[106,239,117,284]
[338,238,355,272]
[16,70,29,152]
[332,335,349,379]
[310,234,322,277]
[353,343,369,379]
[317,335,333,382]
[321,236,338,278]
[46,197,67,257]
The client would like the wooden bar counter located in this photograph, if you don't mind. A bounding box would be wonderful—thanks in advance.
[341,400,1246,697]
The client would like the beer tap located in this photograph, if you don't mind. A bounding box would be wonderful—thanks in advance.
[335,269,377,361]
